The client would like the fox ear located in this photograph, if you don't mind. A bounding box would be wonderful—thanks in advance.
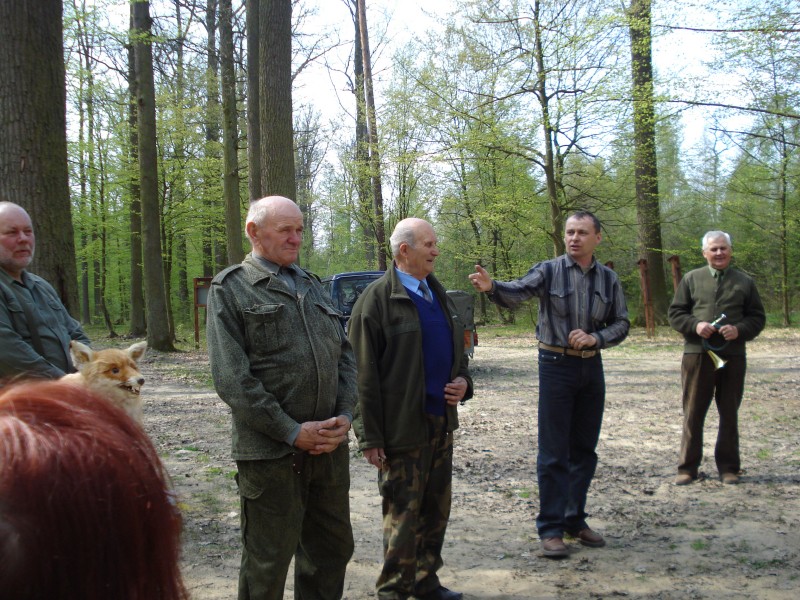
[69,341,94,367]
[127,341,148,363]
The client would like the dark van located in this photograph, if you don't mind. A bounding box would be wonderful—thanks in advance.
[322,271,478,356]
[321,271,384,332]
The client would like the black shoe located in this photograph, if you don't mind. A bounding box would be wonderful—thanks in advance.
[414,586,463,600]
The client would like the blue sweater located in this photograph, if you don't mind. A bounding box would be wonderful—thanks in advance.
[407,288,453,416]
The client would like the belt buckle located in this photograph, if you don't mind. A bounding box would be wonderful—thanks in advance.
[580,350,593,358]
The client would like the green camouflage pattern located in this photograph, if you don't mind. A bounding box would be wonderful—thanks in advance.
[375,415,453,599]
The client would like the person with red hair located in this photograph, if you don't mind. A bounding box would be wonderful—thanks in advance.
[0,380,188,600]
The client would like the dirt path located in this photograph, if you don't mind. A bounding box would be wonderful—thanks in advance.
[140,329,800,599]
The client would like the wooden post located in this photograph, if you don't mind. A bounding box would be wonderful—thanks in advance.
[637,259,655,337]
[193,277,213,348]
[667,255,682,292]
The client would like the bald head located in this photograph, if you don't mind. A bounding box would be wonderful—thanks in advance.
[0,202,35,280]
[245,196,304,266]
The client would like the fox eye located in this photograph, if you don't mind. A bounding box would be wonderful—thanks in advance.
[111,367,120,374]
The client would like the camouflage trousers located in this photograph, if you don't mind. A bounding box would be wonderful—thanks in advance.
[376,415,453,600]
[235,444,354,600]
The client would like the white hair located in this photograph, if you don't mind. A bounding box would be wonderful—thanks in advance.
[389,219,423,257]
[701,231,731,250]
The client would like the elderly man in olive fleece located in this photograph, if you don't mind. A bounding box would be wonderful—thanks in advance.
[350,218,473,600]
[206,196,357,600]
[668,230,765,486]
[0,201,90,380]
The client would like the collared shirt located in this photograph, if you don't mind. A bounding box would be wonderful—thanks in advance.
[252,255,307,292]
[395,267,430,300]
[487,254,629,349]
[0,268,90,378]
[708,265,726,279]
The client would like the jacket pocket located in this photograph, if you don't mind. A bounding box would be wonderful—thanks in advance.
[4,299,29,336]
[548,287,571,318]
[591,290,611,322]
[41,295,68,330]
[313,301,344,343]
[237,457,295,512]
[243,303,285,350]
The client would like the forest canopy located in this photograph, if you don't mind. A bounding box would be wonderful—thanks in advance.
[7,0,797,338]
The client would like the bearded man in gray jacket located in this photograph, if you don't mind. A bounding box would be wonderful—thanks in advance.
[206,196,357,600]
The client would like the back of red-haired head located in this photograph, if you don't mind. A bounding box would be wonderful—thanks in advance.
[0,380,188,600]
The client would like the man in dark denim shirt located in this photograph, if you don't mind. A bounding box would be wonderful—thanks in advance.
[0,201,89,380]
[470,211,629,558]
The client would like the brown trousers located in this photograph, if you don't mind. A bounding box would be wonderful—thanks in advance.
[679,352,747,477]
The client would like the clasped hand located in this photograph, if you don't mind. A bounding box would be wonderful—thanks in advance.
[295,416,350,455]
[568,329,597,350]
[696,322,739,341]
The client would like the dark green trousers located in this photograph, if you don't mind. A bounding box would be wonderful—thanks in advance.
[679,353,747,477]
[376,415,453,600]
[236,444,353,600]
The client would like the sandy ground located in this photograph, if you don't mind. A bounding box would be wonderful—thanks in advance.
[138,328,800,599]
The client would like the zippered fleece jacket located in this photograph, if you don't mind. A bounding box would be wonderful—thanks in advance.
[668,266,765,357]
[206,254,358,460]
[349,267,474,454]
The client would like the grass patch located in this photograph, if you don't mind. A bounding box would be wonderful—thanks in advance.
[756,447,772,460]
[691,539,710,551]
[740,557,789,570]
[169,365,214,387]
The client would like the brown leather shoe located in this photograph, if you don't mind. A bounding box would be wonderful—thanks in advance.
[721,472,740,484]
[541,536,569,557]
[567,527,606,548]
[674,473,695,486]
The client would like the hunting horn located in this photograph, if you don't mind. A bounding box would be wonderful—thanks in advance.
[707,349,727,370]
[706,314,727,370]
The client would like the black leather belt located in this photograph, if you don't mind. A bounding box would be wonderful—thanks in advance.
[538,342,598,358]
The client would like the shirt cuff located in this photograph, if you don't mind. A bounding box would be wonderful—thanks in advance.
[286,424,301,447]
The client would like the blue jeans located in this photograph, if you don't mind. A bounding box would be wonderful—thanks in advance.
[536,349,605,539]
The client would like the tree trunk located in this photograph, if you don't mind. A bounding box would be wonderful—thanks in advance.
[203,0,221,275]
[356,0,387,270]
[246,0,262,202]
[777,129,791,326]
[73,7,92,324]
[127,9,146,336]
[0,0,80,315]
[220,0,244,265]
[97,151,117,337]
[629,0,669,325]
[259,0,296,199]
[133,0,175,351]
[532,0,564,257]
[350,0,376,267]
